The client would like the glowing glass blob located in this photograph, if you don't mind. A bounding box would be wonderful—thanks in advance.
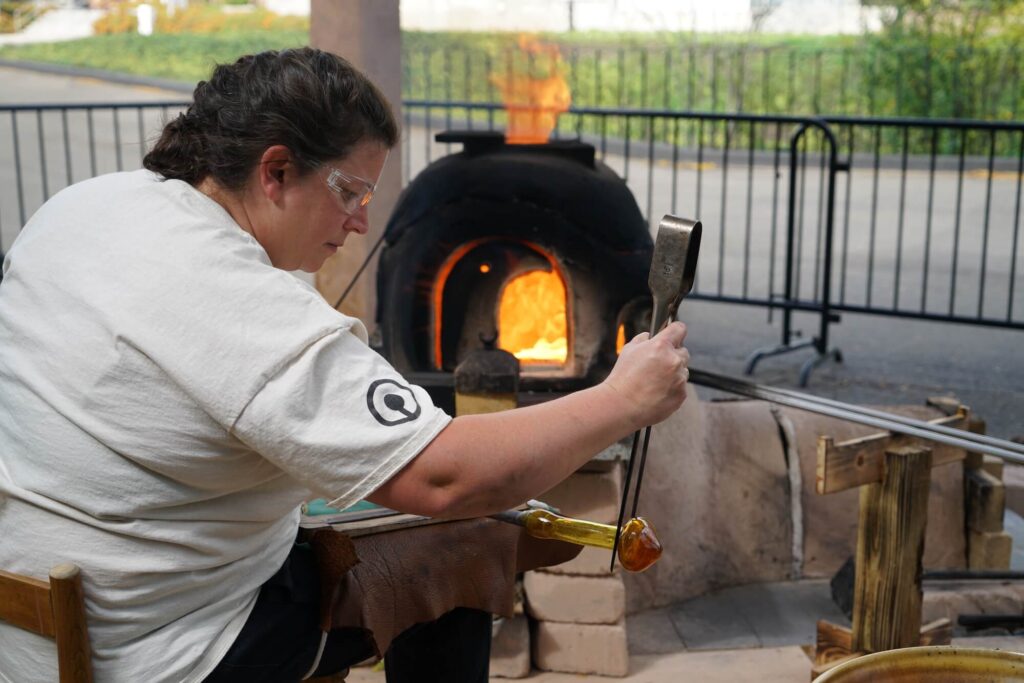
[616,517,663,573]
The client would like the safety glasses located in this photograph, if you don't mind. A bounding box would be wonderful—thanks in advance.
[322,165,377,214]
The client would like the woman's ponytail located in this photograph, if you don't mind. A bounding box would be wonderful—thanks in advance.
[143,112,209,185]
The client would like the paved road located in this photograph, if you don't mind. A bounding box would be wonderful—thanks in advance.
[0,65,189,248]
[0,64,186,104]
[1,64,1021,439]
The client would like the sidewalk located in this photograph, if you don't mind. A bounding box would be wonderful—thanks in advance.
[0,7,103,46]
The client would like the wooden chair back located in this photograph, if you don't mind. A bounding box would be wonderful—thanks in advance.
[0,563,94,682]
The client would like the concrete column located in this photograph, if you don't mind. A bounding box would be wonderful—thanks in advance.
[310,0,402,330]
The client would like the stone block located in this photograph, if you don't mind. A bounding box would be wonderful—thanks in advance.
[537,466,622,525]
[532,620,629,676]
[541,545,617,576]
[968,530,1013,570]
[490,615,530,678]
[524,571,625,624]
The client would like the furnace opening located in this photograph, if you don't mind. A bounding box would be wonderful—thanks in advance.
[498,269,567,364]
[433,239,571,373]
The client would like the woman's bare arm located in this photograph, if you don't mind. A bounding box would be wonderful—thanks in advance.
[367,322,690,518]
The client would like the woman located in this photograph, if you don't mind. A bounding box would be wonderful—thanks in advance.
[0,48,689,682]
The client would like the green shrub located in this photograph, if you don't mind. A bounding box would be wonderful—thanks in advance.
[0,32,308,82]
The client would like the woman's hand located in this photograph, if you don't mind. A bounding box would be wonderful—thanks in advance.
[601,321,690,430]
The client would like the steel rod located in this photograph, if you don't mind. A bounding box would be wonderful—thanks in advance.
[705,371,1024,457]
[688,368,1024,465]
[610,429,642,571]
[923,570,1024,581]
[630,426,654,519]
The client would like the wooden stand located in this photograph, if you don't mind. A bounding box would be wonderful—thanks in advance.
[810,408,967,679]
[851,445,932,652]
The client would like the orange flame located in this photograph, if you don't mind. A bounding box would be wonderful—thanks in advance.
[498,269,567,363]
[492,35,571,144]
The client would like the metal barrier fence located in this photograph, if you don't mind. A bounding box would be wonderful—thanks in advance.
[824,116,1024,332]
[2,100,1021,384]
[0,101,187,241]
[402,42,1024,123]
[403,103,1023,357]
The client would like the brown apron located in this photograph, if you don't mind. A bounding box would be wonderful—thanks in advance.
[303,517,581,656]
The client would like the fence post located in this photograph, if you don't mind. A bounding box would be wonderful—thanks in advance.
[745,119,843,385]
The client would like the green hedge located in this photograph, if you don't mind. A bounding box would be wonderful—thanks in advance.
[0,31,308,82]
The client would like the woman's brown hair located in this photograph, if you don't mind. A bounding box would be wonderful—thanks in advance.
[144,47,398,189]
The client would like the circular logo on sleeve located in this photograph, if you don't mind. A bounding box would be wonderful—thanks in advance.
[366,379,422,426]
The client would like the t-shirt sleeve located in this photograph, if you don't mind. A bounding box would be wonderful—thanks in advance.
[232,328,452,510]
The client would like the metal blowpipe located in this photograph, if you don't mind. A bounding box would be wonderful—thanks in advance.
[610,215,703,572]
[490,508,619,550]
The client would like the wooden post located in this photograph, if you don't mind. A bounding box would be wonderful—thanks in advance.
[962,417,1012,570]
[812,411,962,678]
[851,445,932,653]
[49,563,93,683]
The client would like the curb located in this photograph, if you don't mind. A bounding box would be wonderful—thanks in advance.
[0,57,194,94]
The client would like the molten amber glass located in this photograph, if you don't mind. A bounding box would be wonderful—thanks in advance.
[616,517,663,573]
[517,510,663,573]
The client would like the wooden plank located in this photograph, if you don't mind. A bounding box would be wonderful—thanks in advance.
[813,619,852,666]
[0,569,55,638]
[966,467,1006,533]
[918,618,953,646]
[851,445,932,653]
[926,396,963,416]
[964,417,988,470]
[816,411,967,495]
[49,564,93,683]
[811,619,950,680]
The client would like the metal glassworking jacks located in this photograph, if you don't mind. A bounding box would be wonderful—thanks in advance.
[610,215,702,572]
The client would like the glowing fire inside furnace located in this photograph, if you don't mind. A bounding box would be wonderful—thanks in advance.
[497,269,567,363]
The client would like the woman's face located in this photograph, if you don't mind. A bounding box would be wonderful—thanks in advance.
[252,139,389,273]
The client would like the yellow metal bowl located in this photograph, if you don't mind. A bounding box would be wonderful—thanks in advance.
[817,646,1024,683]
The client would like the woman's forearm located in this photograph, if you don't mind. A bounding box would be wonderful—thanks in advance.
[368,322,690,518]
[368,382,638,518]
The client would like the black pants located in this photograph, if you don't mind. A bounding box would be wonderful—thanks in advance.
[205,542,492,683]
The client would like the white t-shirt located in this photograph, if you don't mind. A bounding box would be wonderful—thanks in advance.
[0,170,451,682]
